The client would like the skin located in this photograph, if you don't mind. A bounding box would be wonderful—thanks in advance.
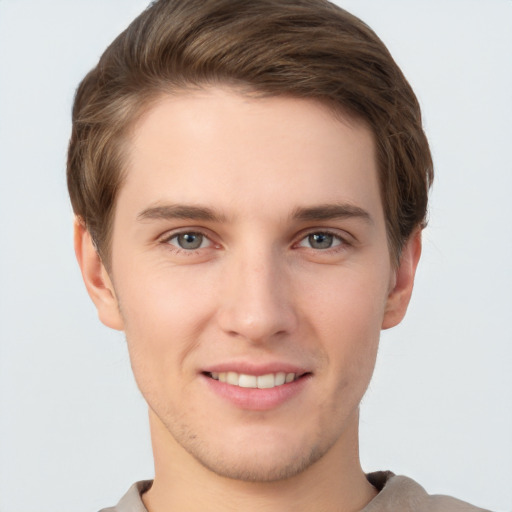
[75,87,421,512]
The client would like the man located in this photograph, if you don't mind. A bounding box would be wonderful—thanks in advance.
[67,1,489,510]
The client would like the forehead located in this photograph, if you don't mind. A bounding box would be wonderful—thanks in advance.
[119,87,382,225]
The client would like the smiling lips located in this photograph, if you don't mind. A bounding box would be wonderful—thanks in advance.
[203,369,310,410]
[208,371,299,389]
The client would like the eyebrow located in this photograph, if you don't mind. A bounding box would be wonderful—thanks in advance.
[290,203,373,224]
[136,202,372,225]
[137,204,227,223]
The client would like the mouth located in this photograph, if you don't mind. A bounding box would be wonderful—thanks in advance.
[203,371,306,389]
[201,367,311,410]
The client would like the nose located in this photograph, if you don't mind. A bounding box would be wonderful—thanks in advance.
[216,249,298,344]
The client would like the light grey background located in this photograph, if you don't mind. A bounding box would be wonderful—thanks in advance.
[0,1,511,511]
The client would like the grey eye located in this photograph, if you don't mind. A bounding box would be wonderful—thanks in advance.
[173,232,205,250]
[298,232,342,250]
[308,233,334,249]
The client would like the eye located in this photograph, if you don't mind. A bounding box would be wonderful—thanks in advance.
[167,232,211,250]
[298,232,343,250]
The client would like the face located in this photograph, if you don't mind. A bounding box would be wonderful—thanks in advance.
[78,87,419,482]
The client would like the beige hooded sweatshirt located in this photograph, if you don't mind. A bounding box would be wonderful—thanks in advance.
[99,472,491,512]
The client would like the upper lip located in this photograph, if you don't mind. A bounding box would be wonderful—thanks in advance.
[201,361,310,377]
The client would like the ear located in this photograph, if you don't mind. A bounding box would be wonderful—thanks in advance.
[382,229,422,330]
[74,218,124,331]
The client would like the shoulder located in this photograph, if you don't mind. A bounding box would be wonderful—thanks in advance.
[99,475,491,512]
[364,472,492,512]
[98,480,152,512]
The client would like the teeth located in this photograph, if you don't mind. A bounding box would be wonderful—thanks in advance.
[275,372,286,386]
[227,371,238,385]
[257,373,274,389]
[210,371,297,389]
[239,374,257,388]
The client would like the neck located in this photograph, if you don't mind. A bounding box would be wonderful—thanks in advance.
[143,409,377,512]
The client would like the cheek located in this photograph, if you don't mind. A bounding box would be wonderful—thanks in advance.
[114,265,218,384]
[117,260,217,331]
[303,267,389,376]
[306,263,389,330]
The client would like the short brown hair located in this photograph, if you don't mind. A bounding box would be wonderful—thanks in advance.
[67,0,433,265]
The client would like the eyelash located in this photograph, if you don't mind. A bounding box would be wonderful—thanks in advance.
[159,228,351,255]
[296,230,349,251]
[160,230,215,255]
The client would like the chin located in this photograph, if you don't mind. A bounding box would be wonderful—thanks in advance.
[191,442,327,483]
[171,422,335,483]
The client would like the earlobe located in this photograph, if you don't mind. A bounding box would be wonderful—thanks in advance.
[74,218,124,331]
[382,229,422,330]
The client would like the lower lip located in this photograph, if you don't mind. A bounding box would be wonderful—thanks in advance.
[201,374,310,411]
